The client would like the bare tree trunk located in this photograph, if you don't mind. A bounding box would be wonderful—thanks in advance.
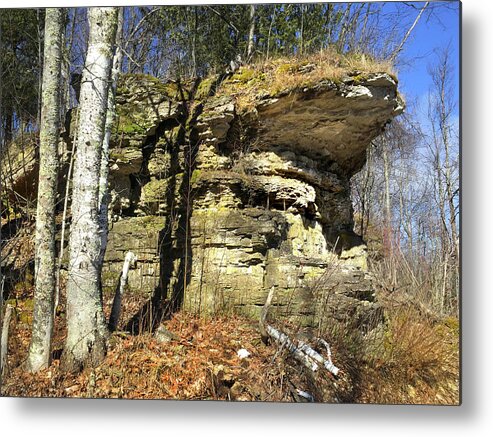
[62,7,118,373]
[389,2,429,63]
[358,3,372,51]
[299,4,305,55]
[98,7,123,272]
[191,7,198,76]
[382,134,392,256]
[246,4,256,61]
[0,13,3,305]
[60,9,78,118]
[36,9,44,129]
[439,61,459,263]
[432,48,459,314]
[347,2,364,52]
[443,117,459,314]
[55,11,82,311]
[4,113,12,144]
[336,3,352,52]
[359,145,374,239]
[441,252,449,314]
[266,6,277,61]
[55,112,78,317]
[26,8,65,373]
[324,3,335,46]
[1,304,13,377]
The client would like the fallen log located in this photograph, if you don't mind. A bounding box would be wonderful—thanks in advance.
[297,339,339,376]
[295,388,315,403]
[259,286,339,376]
[266,324,319,372]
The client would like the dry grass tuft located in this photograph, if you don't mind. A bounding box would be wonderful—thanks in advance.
[217,48,396,110]
[359,306,459,404]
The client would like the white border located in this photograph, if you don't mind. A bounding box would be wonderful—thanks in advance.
[2,1,492,436]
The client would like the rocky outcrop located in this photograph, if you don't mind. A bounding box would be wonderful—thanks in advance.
[1,63,402,329]
[101,66,403,328]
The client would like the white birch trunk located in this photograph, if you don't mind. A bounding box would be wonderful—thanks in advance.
[0,16,3,304]
[98,8,123,271]
[1,305,14,377]
[26,8,65,373]
[62,7,118,372]
[246,5,256,61]
[382,134,392,255]
[265,324,319,372]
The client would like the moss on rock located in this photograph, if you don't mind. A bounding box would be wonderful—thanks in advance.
[141,178,169,203]
[230,68,259,83]
[195,76,219,100]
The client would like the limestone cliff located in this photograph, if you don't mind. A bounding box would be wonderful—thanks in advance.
[101,64,403,328]
[1,60,403,329]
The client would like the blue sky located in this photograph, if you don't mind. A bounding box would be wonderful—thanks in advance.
[396,1,460,115]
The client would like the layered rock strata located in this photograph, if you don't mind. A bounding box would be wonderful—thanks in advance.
[100,69,403,327]
[1,66,403,328]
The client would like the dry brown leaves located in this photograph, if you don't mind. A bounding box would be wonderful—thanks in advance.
[1,302,458,404]
[1,312,302,401]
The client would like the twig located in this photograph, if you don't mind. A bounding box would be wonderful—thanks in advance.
[127,7,161,42]
[389,1,429,63]
[206,6,239,34]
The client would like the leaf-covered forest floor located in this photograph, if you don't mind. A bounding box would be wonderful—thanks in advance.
[1,309,343,402]
[1,289,459,404]
[1,220,459,404]
[1,281,354,402]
